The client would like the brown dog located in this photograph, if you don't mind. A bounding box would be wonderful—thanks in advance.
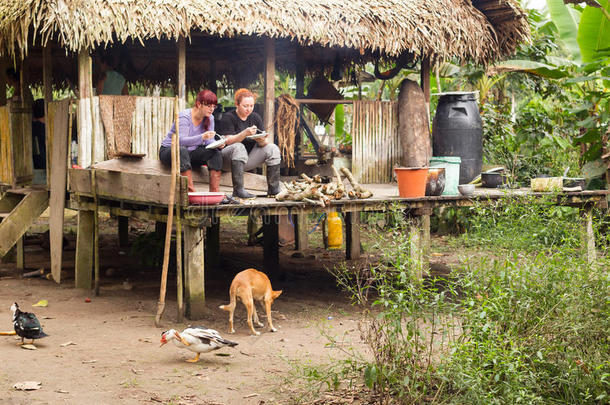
[219,268,282,335]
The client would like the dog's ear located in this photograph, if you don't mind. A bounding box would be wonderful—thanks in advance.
[272,290,283,300]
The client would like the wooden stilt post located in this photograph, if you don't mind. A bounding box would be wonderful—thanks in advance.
[0,58,6,106]
[49,99,69,283]
[263,37,275,138]
[75,206,94,289]
[184,223,206,319]
[15,236,24,270]
[206,217,220,269]
[177,37,186,109]
[345,211,361,260]
[293,213,308,252]
[263,214,280,280]
[118,216,129,248]
[580,205,596,264]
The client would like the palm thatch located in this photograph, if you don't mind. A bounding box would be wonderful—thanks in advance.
[1,0,528,64]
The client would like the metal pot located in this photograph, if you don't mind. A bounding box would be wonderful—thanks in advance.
[425,167,446,196]
[481,172,507,188]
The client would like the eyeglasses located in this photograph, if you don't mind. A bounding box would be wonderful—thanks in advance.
[204,103,217,108]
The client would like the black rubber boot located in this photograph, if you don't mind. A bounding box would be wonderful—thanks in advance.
[231,160,255,198]
[266,164,281,196]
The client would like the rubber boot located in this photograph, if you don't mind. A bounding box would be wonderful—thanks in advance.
[231,160,255,198]
[266,164,281,196]
[181,170,195,192]
[208,169,221,192]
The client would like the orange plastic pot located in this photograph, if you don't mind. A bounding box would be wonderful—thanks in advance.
[394,167,429,198]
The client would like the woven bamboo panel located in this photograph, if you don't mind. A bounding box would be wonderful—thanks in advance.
[10,104,33,185]
[0,106,12,184]
[77,96,175,165]
[352,100,400,183]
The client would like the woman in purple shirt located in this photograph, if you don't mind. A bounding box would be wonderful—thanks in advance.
[159,90,222,192]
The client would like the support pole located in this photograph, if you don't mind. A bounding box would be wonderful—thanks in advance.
[293,213,308,252]
[0,58,7,106]
[263,214,280,280]
[15,236,24,270]
[118,216,129,248]
[345,211,361,260]
[184,224,206,319]
[75,208,94,289]
[263,37,275,137]
[177,37,186,109]
[206,217,220,269]
[580,205,596,264]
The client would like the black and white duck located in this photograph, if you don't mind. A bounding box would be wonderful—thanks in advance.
[160,327,238,363]
[10,302,49,345]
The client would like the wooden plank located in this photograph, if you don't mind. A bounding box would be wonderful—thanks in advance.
[263,214,280,280]
[0,190,48,257]
[293,213,308,251]
[68,168,92,194]
[184,224,206,319]
[11,105,33,185]
[92,158,268,191]
[345,211,361,260]
[49,99,70,283]
[75,208,94,289]
[92,169,183,206]
[264,37,275,136]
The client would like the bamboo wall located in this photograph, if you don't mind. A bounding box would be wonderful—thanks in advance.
[351,100,400,183]
[77,96,176,168]
[0,103,33,186]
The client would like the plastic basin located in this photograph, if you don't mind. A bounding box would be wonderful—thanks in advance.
[188,192,225,205]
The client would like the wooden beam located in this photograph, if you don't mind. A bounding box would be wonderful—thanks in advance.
[75,208,94,289]
[184,223,206,319]
[263,37,275,137]
[177,37,186,108]
[293,213,308,251]
[345,212,361,260]
[263,214,280,280]
[294,99,353,105]
[49,99,70,283]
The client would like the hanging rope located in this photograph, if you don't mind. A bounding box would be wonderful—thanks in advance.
[274,94,299,168]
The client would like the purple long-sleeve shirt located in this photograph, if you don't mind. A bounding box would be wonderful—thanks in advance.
[160,109,215,151]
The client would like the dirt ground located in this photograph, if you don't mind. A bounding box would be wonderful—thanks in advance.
[1,213,392,405]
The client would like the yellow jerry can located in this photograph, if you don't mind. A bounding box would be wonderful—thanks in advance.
[327,212,343,250]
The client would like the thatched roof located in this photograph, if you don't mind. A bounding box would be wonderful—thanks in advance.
[1,0,528,61]
[0,0,529,89]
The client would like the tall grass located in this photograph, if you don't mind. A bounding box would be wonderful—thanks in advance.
[294,198,609,404]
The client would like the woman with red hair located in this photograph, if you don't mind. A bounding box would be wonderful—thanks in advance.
[216,88,281,198]
[159,90,222,193]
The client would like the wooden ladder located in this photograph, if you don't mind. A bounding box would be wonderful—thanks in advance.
[0,188,49,257]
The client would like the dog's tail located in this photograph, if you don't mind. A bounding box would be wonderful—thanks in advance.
[219,285,238,312]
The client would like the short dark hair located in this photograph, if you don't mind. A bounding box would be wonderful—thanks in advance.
[33,99,45,119]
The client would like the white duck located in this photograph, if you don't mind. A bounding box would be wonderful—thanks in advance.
[160,327,238,363]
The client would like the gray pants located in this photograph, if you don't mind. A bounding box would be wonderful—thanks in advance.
[221,142,281,171]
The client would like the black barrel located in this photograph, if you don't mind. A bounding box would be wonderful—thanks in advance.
[432,92,482,184]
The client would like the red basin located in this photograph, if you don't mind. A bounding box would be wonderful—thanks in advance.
[188,192,225,205]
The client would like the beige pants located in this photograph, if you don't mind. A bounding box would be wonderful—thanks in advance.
[221,142,281,171]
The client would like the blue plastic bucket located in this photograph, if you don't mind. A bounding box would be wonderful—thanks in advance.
[430,156,461,196]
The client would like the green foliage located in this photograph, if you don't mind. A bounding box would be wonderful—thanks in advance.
[294,199,609,403]
[129,232,165,267]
